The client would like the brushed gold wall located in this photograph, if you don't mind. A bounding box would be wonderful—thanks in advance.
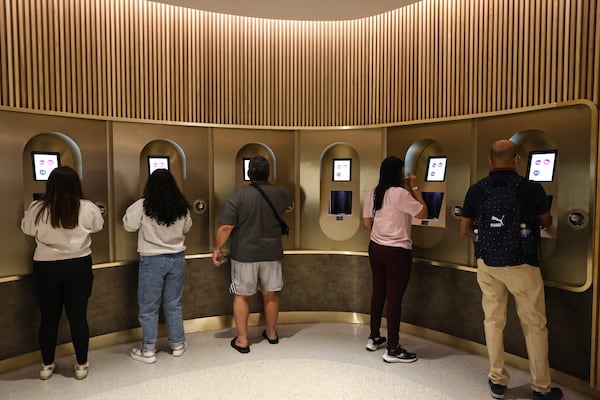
[212,128,296,249]
[0,110,109,275]
[299,129,384,250]
[389,104,595,291]
[112,122,211,261]
[0,0,598,127]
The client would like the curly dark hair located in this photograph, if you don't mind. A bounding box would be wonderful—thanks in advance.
[374,156,406,211]
[143,169,190,226]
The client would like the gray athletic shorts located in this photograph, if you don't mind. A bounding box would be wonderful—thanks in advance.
[229,259,283,296]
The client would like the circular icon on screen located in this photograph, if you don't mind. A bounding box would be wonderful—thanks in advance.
[40,169,47,176]
[47,159,54,166]
[535,159,541,165]
[533,170,540,176]
[543,158,551,165]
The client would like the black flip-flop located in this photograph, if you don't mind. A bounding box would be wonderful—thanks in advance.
[262,330,279,344]
[231,337,250,353]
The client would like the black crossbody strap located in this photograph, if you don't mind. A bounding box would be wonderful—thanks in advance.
[251,183,289,235]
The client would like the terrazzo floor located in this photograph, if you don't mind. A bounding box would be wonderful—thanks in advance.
[0,323,594,400]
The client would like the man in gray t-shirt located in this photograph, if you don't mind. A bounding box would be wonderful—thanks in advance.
[213,156,293,354]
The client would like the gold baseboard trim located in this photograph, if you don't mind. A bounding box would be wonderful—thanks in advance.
[1,311,598,398]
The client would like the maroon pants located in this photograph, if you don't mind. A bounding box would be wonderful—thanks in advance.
[368,241,412,351]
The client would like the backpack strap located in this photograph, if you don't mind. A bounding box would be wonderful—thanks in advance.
[250,183,289,236]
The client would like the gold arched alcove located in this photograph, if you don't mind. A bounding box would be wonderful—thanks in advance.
[22,132,82,209]
[235,142,277,186]
[139,139,187,194]
[318,143,360,241]
[405,138,447,248]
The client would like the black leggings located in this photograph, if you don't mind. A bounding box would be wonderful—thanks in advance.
[368,241,412,351]
[33,255,93,365]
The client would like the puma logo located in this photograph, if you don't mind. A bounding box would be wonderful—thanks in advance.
[490,215,504,228]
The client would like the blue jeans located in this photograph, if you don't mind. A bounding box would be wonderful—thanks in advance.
[137,252,186,351]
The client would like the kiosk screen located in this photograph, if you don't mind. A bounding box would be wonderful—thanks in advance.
[32,152,60,181]
[425,156,447,182]
[332,159,351,182]
[526,150,557,182]
[421,192,444,220]
[243,158,251,181]
[148,156,170,175]
[329,190,352,215]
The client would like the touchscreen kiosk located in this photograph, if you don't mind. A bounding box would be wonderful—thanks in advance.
[526,150,557,182]
[243,157,251,181]
[421,192,444,220]
[32,151,60,181]
[148,156,170,175]
[329,190,352,215]
[425,156,447,182]
[332,159,351,182]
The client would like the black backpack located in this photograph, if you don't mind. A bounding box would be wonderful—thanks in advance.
[474,174,536,266]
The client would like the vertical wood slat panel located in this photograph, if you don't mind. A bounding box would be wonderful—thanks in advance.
[0,1,6,103]
[593,0,600,104]
[0,0,598,126]
[9,0,19,107]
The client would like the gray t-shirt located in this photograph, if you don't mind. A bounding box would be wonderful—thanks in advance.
[219,182,293,262]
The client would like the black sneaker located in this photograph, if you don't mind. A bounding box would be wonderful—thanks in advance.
[365,336,387,351]
[532,387,563,400]
[488,379,506,399]
[382,346,417,363]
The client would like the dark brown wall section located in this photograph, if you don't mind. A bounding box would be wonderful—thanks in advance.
[0,255,591,381]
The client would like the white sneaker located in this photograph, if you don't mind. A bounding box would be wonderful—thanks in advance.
[39,363,55,380]
[172,341,188,357]
[365,336,387,351]
[130,347,157,364]
[74,362,89,380]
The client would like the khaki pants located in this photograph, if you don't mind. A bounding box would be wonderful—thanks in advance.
[476,259,551,393]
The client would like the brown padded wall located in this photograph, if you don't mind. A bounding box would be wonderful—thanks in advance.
[0,255,591,381]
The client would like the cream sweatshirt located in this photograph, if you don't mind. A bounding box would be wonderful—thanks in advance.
[21,199,104,261]
[122,198,192,256]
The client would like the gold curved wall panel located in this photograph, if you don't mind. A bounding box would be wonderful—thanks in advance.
[0,0,599,126]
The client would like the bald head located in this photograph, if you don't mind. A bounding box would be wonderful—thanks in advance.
[489,140,518,168]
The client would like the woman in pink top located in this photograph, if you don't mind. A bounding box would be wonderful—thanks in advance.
[362,156,427,363]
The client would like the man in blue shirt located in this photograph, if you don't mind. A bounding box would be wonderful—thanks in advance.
[460,139,561,400]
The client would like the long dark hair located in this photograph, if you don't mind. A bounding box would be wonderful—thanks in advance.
[374,156,406,211]
[35,166,83,229]
[143,169,190,226]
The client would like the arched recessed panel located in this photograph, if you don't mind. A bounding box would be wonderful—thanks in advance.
[140,139,187,194]
[22,132,82,208]
[319,143,360,241]
[406,139,447,248]
[510,130,560,267]
[235,143,276,187]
